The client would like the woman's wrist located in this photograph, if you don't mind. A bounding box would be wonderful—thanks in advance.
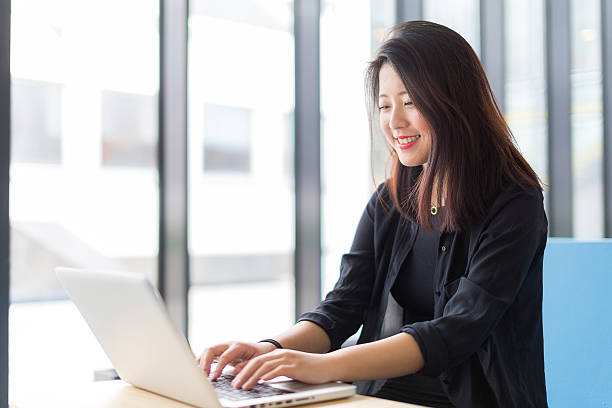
[257,341,278,354]
[258,338,283,349]
[322,350,347,382]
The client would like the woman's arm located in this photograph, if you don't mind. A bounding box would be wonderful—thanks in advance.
[202,321,331,379]
[328,332,424,381]
[274,321,332,353]
[230,332,424,389]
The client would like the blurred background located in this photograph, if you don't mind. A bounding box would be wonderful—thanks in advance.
[5,0,610,403]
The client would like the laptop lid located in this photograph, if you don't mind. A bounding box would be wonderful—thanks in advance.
[56,267,223,408]
[55,267,355,408]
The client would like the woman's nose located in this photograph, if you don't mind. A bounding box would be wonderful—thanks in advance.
[389,107,407,130]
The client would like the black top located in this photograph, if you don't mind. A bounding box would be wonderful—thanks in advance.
[390,211,440,320]
[298,166,549,408]
[377,212,455,407]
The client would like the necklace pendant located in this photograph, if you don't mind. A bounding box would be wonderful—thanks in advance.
[431,205,438,215]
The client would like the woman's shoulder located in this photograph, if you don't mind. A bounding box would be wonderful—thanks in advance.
[367,181,392,209]
[363,180,402,222]
[483,180,547,231]
[495,180,544,209]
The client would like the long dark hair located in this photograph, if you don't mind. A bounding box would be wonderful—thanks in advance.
[366,21,541,231]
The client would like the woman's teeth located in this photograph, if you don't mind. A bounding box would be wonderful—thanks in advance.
[397,135,420,145]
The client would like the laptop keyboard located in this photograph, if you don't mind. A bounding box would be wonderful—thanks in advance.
[212,374,292,401]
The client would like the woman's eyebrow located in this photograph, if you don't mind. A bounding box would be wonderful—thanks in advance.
[378,91,409,98]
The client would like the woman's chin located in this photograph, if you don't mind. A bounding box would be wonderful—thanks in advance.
[397,156,427,168]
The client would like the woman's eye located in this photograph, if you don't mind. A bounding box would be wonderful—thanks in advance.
[378,105,390,111]
[404,101,414,107]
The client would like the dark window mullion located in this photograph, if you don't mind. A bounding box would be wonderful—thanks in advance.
[0,0,9,405]
[294,0,321,319]
[546,0,573,237]
[159,0,189,335]
[480,0,505,112]
[396,0,422,23]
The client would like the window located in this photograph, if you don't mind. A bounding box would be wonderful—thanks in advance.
[504,0,548,189]
[423,0,481,56]
[11,78,62,164]
[321,0,382,295]
[187,0,295,350]
[203,103,252,173]
[102,90,157,168]
[570,0,604,238]
[9,0,159,402]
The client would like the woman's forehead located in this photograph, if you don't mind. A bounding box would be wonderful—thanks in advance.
[378,65,409,97]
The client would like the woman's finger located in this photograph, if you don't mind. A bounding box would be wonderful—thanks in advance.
[232,352,283,388]
[239,359,286,390]
[232,360,248,375]
[211,344,251,380]
[260,365,291,381]
[200,344,229,376]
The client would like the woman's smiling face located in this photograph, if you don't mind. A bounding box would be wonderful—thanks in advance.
[378,63,432,168]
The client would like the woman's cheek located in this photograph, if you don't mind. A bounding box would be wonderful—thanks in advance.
[379,119,392,143]
[379,116,387,134]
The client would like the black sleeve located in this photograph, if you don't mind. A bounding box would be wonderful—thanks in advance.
[297,188,380,351]
[401,189,548,376]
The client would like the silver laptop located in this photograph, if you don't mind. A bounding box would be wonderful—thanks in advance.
[55,267,356,408]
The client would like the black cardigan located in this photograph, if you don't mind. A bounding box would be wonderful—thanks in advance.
[298,170,548,407]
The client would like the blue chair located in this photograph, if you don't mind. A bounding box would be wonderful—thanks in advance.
[543,238,612,407]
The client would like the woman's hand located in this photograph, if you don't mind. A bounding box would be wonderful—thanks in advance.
[230,349,337,390]
[198,341,277,380]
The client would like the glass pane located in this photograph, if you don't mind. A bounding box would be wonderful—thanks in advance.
[9,0,159,402]
[570,0,604,238]
[101,90,157,168]
[11,79,62,164]
[320,0,379,296]
[187,0,295,352]
[423,0,481,56]
[369,0,396,191]
[504,0,548,196]
[202,103,252,173]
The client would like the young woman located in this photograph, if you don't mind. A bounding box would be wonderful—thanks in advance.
[198,21,548,408]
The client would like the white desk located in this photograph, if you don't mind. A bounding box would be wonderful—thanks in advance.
[10,380,429,408]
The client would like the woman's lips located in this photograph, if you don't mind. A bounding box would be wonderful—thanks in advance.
[396,134,420,150]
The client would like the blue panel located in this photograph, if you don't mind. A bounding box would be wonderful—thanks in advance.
[543,239,612,407]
